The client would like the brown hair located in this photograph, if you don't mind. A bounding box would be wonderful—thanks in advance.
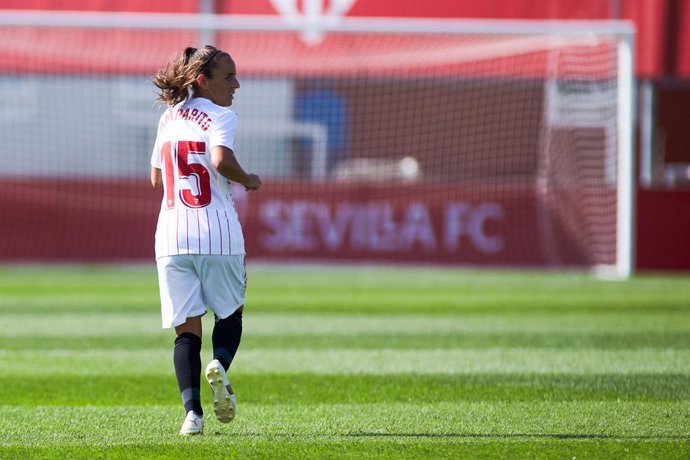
[153,45,226,106]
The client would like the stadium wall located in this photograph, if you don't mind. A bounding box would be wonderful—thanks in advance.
[635,189,690,271]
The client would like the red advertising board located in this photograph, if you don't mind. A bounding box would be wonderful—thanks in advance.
[0,179,601,268]
[218,0,613,19]
[0,0,678,77]
[1,179,687,270]
[0,0,615,17]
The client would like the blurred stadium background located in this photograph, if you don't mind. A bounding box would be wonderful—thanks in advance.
[0,0,688,274]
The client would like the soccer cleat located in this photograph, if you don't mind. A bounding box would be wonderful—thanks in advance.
[179,410,203,435]
[205,359,236,423]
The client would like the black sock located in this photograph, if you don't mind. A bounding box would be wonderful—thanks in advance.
[212,308,243,371]
[173,332,203,416]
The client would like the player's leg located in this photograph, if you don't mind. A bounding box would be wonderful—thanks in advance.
[174,316,204,434]
[212,306,243,374]
[204,306,242,421]
[156,255,207,435]
[197,254,246,423]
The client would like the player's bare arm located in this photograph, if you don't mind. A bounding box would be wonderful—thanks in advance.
[151,167,162,189]
[211,145,261,191]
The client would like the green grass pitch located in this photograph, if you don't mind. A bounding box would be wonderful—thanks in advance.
[0,264,688,459]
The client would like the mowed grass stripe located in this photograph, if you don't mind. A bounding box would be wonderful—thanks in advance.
[5,330,690,350]
[1,402,688,447]
[2,348,690,375]
[3,439,689,460]
[3,312,690,351]
[1,266,689,315]
[5,312,690,335]
[1,374,688,406]
[2,293,687,315]
[4,296,689,316]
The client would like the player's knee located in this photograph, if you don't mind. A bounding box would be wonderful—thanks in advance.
[214,306,242,324]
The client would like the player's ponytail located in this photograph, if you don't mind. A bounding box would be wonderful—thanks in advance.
[153,46,223,106]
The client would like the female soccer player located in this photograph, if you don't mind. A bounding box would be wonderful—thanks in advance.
[150,45,261,435]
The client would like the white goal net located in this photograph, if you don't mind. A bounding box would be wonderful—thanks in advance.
[0,12,635,276]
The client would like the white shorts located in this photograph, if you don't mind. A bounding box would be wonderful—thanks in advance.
[156,254,246,329]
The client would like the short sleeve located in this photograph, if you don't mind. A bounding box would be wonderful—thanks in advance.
[150,112,166,168]
[150,136,161,168]
[209,110,237,150]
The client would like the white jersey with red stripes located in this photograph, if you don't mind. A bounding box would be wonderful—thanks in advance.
[151,97,244,258]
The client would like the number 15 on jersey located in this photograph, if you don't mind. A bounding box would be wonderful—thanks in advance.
[161,140,212,209]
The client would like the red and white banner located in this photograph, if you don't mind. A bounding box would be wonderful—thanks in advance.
[0,179,594,267]
[2,179,687,270]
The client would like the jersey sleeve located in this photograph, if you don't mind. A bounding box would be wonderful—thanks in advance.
[150,113,165,168]
[150,136,161,168]
[209,110,237,150]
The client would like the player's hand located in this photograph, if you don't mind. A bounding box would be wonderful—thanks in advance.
[244,174,262,191]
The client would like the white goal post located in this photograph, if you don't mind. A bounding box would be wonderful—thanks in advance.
[0,11,635,277]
